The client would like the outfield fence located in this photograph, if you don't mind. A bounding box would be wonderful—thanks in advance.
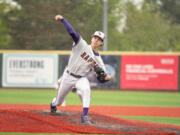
[0,50,179,91]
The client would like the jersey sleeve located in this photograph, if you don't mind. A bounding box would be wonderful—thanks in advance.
[95,55,107,72]
[72,37,88,51]
[61,18,80,44]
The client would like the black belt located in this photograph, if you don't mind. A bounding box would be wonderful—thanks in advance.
[67,70,82,78]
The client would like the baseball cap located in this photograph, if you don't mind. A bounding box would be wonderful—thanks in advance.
[92,31,105,41]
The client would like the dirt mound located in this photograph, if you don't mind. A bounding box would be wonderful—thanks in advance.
[0,109,180,134]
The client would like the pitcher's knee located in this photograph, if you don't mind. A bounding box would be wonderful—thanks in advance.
[83,86,90,96]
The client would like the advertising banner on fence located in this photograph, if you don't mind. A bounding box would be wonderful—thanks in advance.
[121,55,178,90]
[2,53,58,88]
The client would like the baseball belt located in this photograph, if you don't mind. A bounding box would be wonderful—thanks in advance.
[67,70,82,78]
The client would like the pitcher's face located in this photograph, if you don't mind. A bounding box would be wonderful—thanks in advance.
[91,36,104,47]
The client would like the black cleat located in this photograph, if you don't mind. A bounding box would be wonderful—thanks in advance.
[72,87,77,93]
[50,103,57,113]
[81,115,92,125]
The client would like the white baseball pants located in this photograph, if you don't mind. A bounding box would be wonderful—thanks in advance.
[52,71,91,108]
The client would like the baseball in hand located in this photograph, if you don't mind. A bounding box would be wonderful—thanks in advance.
[55,15,63,21]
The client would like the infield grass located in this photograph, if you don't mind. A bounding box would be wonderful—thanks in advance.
[118,116,180,126]
[0,89,180,107]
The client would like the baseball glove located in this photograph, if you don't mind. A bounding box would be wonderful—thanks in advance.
[94,66,107,83]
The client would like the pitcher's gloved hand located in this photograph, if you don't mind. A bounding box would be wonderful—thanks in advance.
[94,66,108,83]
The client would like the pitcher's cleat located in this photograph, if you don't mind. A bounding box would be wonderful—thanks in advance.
[50,103,57,113]
[81,115,92,125]
[72,87,77,93]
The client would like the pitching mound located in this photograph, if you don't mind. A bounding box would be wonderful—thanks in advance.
[0,108,180,134]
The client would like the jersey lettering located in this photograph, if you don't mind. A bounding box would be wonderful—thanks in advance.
[87,58,93,63]
[84,55,89,61]
[81,52,86,58]
[81,52,98,67]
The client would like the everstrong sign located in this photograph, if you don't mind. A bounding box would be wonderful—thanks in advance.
[2,53,58,88]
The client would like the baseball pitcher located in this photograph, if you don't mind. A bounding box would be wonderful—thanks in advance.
[50,14,111,125]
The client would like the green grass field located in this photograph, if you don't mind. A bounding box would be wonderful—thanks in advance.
[0,89,180,107]
[0,89,180,135]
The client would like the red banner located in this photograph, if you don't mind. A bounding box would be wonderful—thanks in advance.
[121,55,178,90]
